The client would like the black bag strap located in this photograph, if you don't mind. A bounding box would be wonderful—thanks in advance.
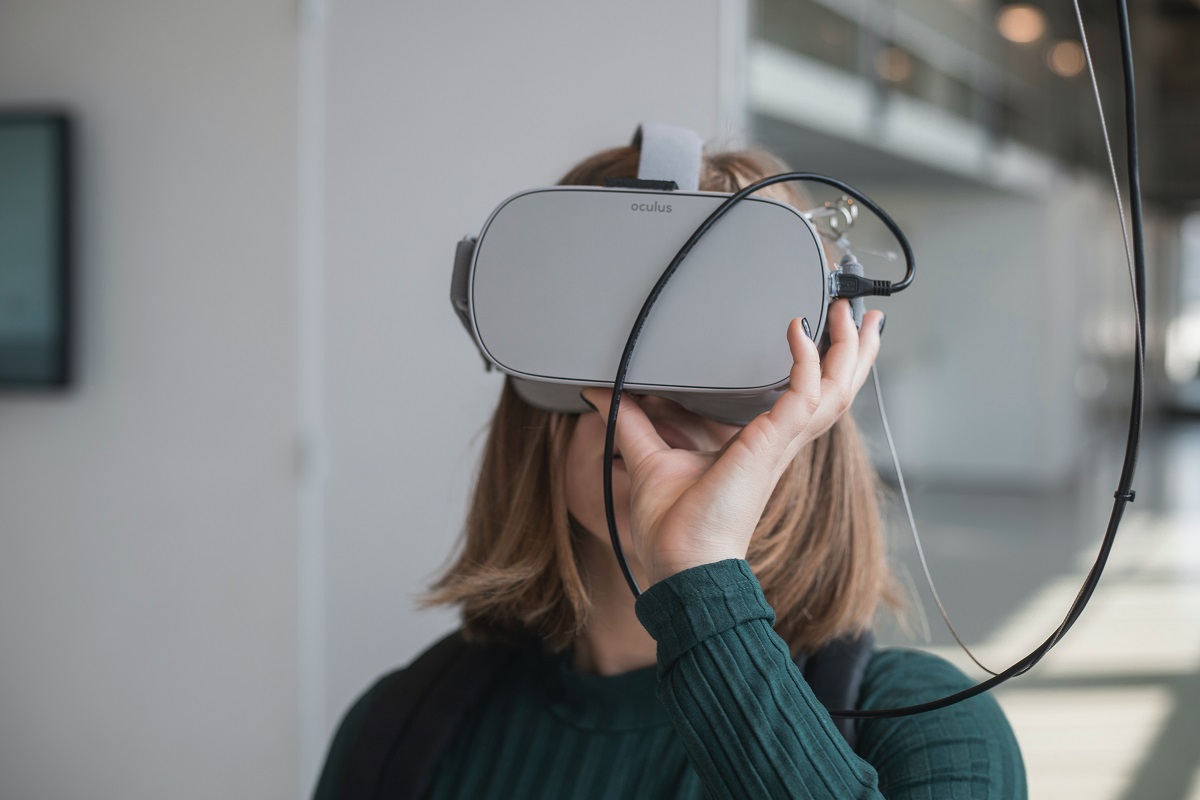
[330,631,519,800]
[795,630,875,750]
[332,629,874,800]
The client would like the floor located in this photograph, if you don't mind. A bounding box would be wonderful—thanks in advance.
[874,417,1200,799]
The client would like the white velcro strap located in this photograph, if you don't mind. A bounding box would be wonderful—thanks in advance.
[632,123,703,192]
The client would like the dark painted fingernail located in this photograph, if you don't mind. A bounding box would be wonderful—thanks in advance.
[578,390,598,412]
[878,314,887,336]
[801,317,812,339]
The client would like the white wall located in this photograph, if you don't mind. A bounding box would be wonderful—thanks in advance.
[0,2,299,799]
[317,0,744,788]
[845,175,1126,490]
[0,0,750,797]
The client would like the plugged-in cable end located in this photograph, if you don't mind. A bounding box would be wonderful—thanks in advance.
[831,271,893,298]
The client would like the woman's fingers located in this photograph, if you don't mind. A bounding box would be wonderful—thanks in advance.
[762,301,880,459]
[580,388,668,469]
[583,300,883,477]
[814,300,861,420]
[851,309,885,392]
[765,316,822,439]
[775,300,858,438]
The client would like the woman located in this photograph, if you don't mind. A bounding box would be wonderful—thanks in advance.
[315,145,1026,799]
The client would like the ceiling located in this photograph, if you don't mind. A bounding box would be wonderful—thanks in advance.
[751,0,1200,210]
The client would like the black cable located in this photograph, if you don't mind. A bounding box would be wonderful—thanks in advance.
[828,0,1146,717]
[603,0,1145,717]
[602,176,916,598]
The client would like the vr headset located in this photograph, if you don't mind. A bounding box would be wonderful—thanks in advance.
[449,123,908,425]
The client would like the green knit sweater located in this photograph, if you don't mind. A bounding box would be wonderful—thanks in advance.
[319,560,1026,799]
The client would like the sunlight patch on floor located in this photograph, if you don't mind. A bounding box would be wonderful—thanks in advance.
[927,513,1200,677]
[918,512,1200,799]
[993,687,1172,800]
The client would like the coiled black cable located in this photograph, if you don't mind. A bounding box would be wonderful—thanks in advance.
[601,0,1145,718]
[602,176,915,599]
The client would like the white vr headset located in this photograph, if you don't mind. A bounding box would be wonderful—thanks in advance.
[449,123,911,424]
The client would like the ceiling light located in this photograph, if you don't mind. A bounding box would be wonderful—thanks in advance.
[874,46,914,83]
[997,4,1047,44]
[1047,40,1086,77]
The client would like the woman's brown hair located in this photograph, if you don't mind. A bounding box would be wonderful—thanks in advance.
[425,144,900,656]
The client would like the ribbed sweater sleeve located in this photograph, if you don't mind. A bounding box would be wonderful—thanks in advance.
[634,559,1025,800]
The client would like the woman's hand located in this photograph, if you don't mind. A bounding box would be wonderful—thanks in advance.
[581,300,884,587]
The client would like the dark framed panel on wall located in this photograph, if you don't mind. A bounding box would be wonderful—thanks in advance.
[0,109,72,388]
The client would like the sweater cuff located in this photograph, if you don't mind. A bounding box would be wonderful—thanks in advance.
[634,559,776,669]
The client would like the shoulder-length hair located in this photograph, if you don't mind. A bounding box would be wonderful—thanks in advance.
[424,144,900,656]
